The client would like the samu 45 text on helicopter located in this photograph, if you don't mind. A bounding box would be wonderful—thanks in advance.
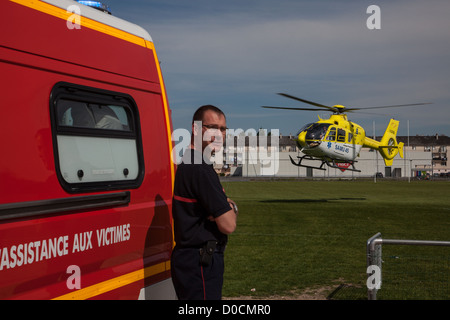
[263,93,431,172]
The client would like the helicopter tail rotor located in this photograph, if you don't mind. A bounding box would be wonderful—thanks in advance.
[363,119,404,166]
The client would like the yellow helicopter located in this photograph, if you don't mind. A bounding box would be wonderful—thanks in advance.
[263,93,431,172]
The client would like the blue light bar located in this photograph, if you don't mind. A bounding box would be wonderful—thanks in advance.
[75,1,111,14]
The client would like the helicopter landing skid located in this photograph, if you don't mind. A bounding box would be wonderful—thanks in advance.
[289,155,361,172]
[289,155,326,170]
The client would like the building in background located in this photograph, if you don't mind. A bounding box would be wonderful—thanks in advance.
[218,134,450,179]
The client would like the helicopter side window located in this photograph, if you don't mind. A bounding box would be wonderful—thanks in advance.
[337,129,346,142]
[325,128,336,141]
[348,132,353,143]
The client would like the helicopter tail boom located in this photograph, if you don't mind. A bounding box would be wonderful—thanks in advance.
[363,119,404,166]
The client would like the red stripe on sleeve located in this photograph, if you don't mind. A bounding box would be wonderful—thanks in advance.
[174,195,198,203]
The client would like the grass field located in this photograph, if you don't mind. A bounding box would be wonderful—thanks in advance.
[219,179,450,300]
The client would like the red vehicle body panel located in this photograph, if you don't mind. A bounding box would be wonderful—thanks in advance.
[0,0,175,299]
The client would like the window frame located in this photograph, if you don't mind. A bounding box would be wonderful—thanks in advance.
[337,128,346,142]
[325,127,337,142]
[50,82,145,193]
[347,132,353,143]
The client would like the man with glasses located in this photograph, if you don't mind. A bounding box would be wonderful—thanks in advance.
[171,105,238,300]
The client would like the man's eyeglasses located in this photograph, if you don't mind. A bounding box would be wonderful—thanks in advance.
[202,124,228,133]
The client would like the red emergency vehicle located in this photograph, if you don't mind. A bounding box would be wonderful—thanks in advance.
[0,0,176,299]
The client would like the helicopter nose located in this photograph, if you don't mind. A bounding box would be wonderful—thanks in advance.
[296,131,307,148]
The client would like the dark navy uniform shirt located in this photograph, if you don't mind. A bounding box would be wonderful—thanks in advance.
[172,149,231,248]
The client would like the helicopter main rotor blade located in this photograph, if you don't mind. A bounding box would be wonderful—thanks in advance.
[345,102,432,112]
[261,106,326,111]
[266,93,433,114]
[277,93,336,111]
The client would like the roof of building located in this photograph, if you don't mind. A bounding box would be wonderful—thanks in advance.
[397,135,450,146]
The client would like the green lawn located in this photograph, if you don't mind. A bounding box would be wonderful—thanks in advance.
[220,179,450,299]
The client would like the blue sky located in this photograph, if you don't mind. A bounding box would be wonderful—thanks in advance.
[102,0,449,136]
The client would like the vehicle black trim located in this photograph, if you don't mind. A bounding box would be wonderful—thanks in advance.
[0,192,130,221]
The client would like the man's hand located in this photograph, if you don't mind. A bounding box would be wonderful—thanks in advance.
[227,198,238,214]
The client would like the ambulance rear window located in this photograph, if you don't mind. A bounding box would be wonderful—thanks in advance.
[57,100,131,132]
[50,82,144,193]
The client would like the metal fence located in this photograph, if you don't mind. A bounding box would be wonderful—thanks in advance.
[367,233,450,300]
[239,155,440,179]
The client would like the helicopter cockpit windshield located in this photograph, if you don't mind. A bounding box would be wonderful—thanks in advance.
[304,123,330,147]
[297,123,314,134]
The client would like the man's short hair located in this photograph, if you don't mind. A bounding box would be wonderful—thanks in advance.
[192,105,225,124]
